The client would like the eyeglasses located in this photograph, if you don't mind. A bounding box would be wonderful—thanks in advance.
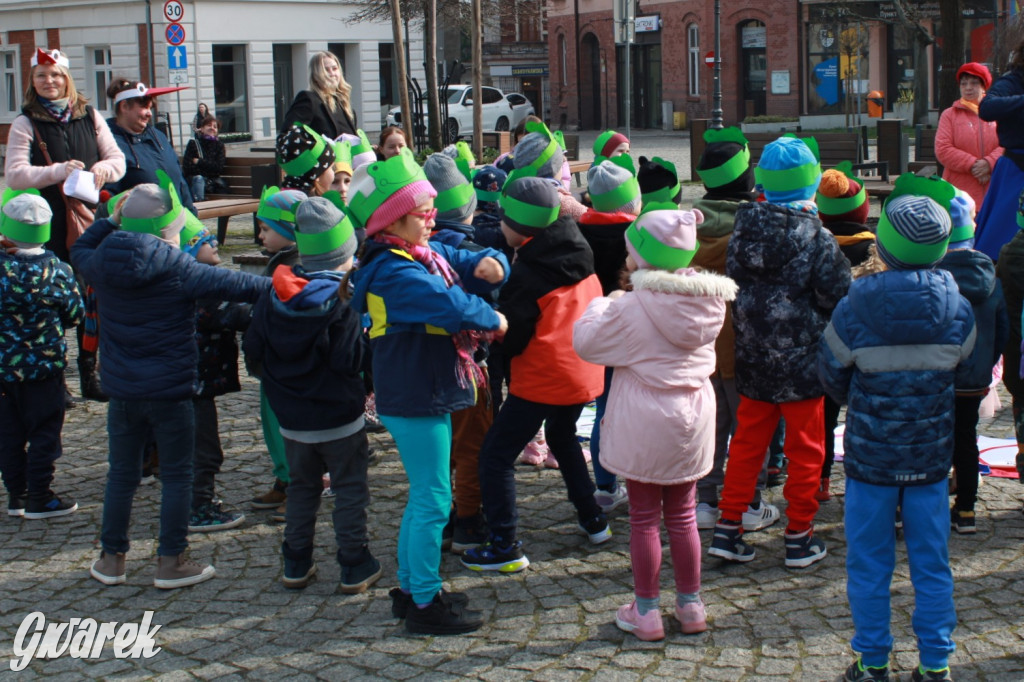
[33,72,66,81]
[408,208,438,222]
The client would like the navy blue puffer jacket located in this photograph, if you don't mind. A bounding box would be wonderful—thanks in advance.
[70,219,268,400]
[818,269,976,487]
[726,201,851,402]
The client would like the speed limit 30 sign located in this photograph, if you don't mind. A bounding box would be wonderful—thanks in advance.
[164,0,184,23]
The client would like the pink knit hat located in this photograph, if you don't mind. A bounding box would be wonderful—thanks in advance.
[347,148,438,236]
[625,209,704,270]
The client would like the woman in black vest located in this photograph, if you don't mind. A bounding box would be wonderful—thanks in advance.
[4,48,126,402]
[280,51,358,139]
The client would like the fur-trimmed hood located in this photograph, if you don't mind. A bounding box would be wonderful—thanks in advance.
[630,267,738,299]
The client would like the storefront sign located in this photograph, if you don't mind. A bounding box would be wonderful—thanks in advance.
[511,65,549,77]
[814,57,840,106]
[635,15,660,33]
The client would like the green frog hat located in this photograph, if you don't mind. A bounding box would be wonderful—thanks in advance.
[0,188,52,247]
[347,147,437,236]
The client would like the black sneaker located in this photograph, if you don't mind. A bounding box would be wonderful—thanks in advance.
[951,507,976,535]
[339,554,382,594]
[389,587,469,619]
[188,503,245,532]
[910,666,953,682]
[578,514,612,544]
[451,513,488,554]
[404,591,484,635]
[461,536,530,573]
[282,542,317,589]
[708,522,755,562]
[24,491,77,519]
[7,493,25,517]
[842,658,893,681]
[783,527,827,568]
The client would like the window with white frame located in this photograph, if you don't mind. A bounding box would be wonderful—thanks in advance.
[87,47,113,114]
[1,49,20,118]
[688,24,700,97]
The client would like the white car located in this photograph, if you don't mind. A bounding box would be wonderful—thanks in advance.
[505,93,535,129]
[385,84,514,140]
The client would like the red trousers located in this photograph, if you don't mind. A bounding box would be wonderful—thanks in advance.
[719,395,825,532]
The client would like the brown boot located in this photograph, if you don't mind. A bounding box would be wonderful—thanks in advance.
[90,551,126,585]
[270,503,286,523]
[154,554,215,589]
[251,479,287,509]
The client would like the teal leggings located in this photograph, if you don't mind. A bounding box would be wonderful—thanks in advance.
[260,386,289,484]
[380,413,452,605]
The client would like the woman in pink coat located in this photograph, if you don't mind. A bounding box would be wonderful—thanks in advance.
[936,62,1002,210]
[573,208,738,642]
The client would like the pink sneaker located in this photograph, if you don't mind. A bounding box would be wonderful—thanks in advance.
[580,447,592,463]
[614,602,665,641]
[519,440,549,466]
[675,601,707,634]
[543,448,560,469]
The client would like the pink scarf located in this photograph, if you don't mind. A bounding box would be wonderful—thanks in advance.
[374,233,488,389]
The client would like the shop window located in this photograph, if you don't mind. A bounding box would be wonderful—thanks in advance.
[688,24,700,96]
[213,44,249,133]
[379,43,397,106]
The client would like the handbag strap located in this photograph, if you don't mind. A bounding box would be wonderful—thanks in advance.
[28,118,55,166]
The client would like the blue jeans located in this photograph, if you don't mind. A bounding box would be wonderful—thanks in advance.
[589,367,617,490]
[845,477,956,670]
[101,398,195,556]
[190,175,206,202]
[380,413,451,606]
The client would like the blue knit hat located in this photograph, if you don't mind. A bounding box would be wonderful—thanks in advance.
[755,136,821,204]
[257,187,307,240]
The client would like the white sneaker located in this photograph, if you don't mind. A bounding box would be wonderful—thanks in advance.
[696,503,719,530]
[742,502,780,532]
[594,484,629,513]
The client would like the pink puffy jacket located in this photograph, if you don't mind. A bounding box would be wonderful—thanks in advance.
[935,99,1002,210]
[573,268,738,485]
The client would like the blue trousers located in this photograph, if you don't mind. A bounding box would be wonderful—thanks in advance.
[589,367,617,489]
[845,477,956,670]
[381,413,451,606]
[101,398,195,556]
[0,374,65,497]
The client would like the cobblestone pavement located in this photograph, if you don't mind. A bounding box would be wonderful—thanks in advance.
[2,137,1023,681]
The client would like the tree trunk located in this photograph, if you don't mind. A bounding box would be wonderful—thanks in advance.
[424,0,442,150]
[390,0,413,149]
[912,37,929,125]
[471,0,483,158]
[938,0,964,110]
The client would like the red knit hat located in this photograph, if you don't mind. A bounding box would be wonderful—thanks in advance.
[816,169,869,226]
[956,62,992,90]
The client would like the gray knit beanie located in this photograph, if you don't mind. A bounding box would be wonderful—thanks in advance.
[499,176,560,236]
[423,154,477,223]
[513,132,565,179]
[587,160,641,214]
[294,197,358,271]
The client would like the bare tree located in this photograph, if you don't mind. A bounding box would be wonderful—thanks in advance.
[424,0,442,150]
[471,0,483,157]
[388,0,412,143]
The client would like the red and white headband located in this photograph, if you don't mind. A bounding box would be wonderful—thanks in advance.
[31,48,69,69]
[113,82,189,105]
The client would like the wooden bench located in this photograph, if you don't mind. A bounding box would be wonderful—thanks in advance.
[189,154,279,244]
[909,126,942,175]
[745,129,889,180]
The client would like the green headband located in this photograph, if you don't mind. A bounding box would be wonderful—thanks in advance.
[591,177,641,213]
[876,172,958,264]
[257,186,300,224]
[949,225,974,243]
[626,220,699,270]
[178,210,206,248]
[754,160,822,193]
[881,172,958,213]
[353,129,373,155]
[332,140,353,172]
[816,162,867,215]
[499,193,559,230]
[552,130,567,152]
[279,124,328,177]
[348,148,428,227]
[0,188,50,244]
[640,157,680,203]
[697,145,751,188]
[121,170,185,236]
[106,190,131,217]
[295,214,355,256]
[434,182,475,215]
[703,126,749,146]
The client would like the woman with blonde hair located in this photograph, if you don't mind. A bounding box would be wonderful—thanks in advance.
[280,51,357,138]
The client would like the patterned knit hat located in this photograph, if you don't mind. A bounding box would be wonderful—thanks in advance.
[277,124,335,193]
[423,153,477,223]
[816,165,869,225]
[625,209,704,271]
[0,188,52,247]
[877,195,952,269]
[696,127,754,194]
[755,136,821,203]
[294,193,358,271]
[637,156,681,206]
[587,159,641,214]
[257,186,306,241]
[499,176,560,236]
[347,147,437,236]
[472,164,507,205]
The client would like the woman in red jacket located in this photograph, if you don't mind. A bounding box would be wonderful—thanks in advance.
[936,62,1002,210]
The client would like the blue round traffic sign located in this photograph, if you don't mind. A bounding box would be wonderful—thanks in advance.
[166,23,185,46]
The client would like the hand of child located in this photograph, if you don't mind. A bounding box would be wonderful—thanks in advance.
[474,256,505,284]
[109,193,130,227]
[494,311,508,338]
[607,289,627,300]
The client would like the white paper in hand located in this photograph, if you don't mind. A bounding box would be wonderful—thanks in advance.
[63,169,99,204]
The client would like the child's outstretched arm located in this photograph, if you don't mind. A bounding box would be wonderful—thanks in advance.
[433,241,510,297]
[374,258,501,334]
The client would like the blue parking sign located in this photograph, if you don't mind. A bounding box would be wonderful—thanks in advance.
[167,45,188,70]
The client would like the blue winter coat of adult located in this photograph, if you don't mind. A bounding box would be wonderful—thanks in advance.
[726,201,851,403]
[350,239,507,418]
[70,219,268,400]
[818,269,976,487]
[104,120,196,215]
[979,68,1024,150]
[936,248,1009,393]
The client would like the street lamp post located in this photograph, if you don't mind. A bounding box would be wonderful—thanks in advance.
[711,0,723,129]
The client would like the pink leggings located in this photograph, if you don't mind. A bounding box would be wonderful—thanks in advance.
[626,479,701,598]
